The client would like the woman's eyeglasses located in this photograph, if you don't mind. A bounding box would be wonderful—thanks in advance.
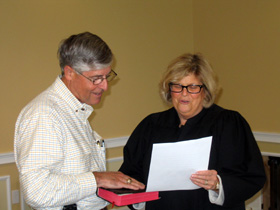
[169,83,204,94]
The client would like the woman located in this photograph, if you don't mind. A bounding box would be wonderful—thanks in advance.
[119,53,266,210]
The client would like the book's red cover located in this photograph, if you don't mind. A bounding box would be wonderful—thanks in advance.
[97,188,159,206]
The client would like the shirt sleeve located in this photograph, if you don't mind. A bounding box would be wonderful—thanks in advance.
[15,112,96,208]
[132,202,146,209]
[208,175,224,205]
[119,115,153,183]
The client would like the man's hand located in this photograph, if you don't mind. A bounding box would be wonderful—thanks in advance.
[93,171,145,190]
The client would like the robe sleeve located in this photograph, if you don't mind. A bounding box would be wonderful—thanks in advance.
[214,110,266,207]
[119,115,153,183]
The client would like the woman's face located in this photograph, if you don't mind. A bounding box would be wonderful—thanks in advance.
[171,74,205,125]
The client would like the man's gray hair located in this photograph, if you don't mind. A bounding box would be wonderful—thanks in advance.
[58,32,113,75]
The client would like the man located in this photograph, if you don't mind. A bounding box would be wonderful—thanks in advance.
[14,32,144,210]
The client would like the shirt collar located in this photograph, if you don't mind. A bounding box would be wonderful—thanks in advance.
[52,76,94,119]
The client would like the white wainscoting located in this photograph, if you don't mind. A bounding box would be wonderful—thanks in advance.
[3,132,280,165]
[1,132,280,210]
[0,136,129,165]
[0,176,12,210]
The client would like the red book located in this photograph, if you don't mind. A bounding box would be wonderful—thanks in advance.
[97,188,159,207]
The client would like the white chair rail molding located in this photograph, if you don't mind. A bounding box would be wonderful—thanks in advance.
[1,132,279,210]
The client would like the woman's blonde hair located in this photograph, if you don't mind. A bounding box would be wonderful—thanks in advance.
[159,53,218,108]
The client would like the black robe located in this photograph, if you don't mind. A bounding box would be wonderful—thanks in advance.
[119,104,266,210]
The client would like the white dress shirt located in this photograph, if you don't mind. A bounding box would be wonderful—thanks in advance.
[14,76,108,210]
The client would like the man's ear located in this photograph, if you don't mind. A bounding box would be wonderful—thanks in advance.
[63,66,74,80]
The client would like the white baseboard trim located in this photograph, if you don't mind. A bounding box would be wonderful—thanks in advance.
[2,132,279,165]
[254,131,280,143]
[107,156,123,163]
[0,152,124,165]
[0,176,12,210]
[104,136,129,148]
[0,153,14,165]
[261,152,280,158]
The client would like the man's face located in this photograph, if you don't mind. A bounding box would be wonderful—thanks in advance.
[63,66,111,105]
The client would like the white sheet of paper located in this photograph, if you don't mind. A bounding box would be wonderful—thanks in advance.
[146,136,212,192]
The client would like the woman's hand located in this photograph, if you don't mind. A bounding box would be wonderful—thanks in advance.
[190,170,219,191]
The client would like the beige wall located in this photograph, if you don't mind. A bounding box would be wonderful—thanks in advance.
[0,0,193,153]
[0,1,193,209]
[1,1,280,209]
[193,0,280,152]
[193,0,280,132]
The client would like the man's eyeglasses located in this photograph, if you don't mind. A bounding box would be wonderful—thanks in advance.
[75,69,117,85]
[169,83,204,94]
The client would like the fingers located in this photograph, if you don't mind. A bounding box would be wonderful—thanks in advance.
[93,171,145,190]
[122,176,145,190]
[190,170,219,190]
